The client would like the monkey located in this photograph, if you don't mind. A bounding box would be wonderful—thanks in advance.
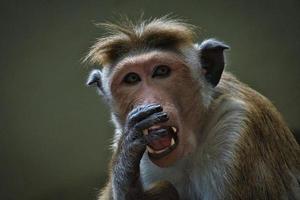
[85,17,300,200]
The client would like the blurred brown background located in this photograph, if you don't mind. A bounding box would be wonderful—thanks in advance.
[0,0,299,199]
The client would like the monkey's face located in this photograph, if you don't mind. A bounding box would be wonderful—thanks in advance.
[109,51,205,167]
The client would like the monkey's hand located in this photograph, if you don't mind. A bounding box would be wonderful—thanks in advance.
[112,104,170,200]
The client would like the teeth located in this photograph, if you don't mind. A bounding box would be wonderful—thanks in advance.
[171,127,177,133]
[146,138,176,155]
[170,138,175,146]
[144,126,177,155]
[147,146,167,154]
[143,129,149,136]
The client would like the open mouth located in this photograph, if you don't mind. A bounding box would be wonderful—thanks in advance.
[143,126,178,159]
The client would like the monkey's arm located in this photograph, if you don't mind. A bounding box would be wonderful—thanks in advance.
[98,104,179,200]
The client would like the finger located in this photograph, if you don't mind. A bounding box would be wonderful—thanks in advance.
[129,103,160,117]
[128,104,162,126]
[135,112,169,131]
[124,134,147,150]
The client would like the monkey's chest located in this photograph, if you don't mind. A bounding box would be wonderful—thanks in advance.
[140,154,202,200]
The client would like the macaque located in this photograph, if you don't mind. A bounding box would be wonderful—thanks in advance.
[85,17,300,200]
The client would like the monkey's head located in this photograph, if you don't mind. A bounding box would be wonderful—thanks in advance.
[86,18,228,167]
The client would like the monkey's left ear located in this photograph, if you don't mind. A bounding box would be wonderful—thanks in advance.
[198,39,229,87]
[86,69,104,93]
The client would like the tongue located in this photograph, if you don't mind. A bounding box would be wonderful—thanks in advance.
[148,134,172,151]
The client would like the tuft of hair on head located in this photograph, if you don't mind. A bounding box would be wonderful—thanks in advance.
[84,16,197,66]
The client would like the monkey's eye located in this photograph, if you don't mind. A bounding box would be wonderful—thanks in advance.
[123,72,141,85]
[152,65,171,78]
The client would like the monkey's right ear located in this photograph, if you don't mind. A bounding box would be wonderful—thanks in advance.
[86,69,104,93]
[198,39,229,87]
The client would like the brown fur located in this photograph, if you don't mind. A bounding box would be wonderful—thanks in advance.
[215,73,300,199]
[84,17,196,65]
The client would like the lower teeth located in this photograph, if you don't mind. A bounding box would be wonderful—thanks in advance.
[147,138,176,154]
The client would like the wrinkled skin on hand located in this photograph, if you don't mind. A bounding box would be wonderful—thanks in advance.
[111,104,178,200]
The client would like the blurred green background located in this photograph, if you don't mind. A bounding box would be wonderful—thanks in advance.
[0,0,299,199]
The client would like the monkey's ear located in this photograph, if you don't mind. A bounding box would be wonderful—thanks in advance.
[86,69,104,93]
[198,39,229,87]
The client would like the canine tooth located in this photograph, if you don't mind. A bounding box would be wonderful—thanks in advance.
[143,129,149,135]
[171,138,175,146]
[171,127,177,133]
